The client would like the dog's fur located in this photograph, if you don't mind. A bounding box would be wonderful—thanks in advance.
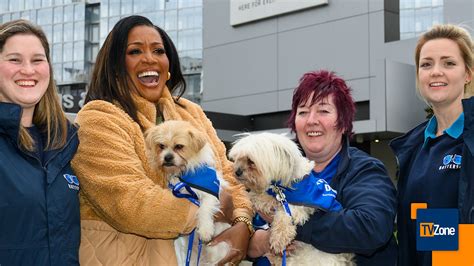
[229,133,355,265]
[145,120,231,265]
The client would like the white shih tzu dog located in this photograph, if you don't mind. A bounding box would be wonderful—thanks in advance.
[145,120,231,265]
[229,133,354,266]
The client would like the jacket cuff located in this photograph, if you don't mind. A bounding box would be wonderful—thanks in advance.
[233,207,252,221]
[295,223,311,243]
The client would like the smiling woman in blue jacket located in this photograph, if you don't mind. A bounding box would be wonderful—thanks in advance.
[390,24,474,266]
[0,20,80,265]
[247,70,398,265]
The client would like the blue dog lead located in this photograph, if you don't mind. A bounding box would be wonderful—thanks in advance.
[270,185,292,266]
[171,182,202,266]
[170,165,221,266]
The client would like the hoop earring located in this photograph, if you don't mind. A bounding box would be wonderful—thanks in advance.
[167,72,171,81]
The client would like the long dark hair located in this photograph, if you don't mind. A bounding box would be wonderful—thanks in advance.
[85,15,186,127]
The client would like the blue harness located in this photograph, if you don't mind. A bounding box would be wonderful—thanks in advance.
[170,165,221,266]
[268,175,342,212]
[179,165,220,198]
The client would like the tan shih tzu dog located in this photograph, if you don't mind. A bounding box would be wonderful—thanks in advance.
[145,120,230,265]
[229,133,354,265]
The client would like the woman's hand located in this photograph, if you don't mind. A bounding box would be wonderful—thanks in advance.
[247,229,271,258]
[209,222,250,265]
[247,229,299,258]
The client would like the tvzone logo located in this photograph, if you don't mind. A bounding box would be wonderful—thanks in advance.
[419,222,456,237]
[415,208,458,251]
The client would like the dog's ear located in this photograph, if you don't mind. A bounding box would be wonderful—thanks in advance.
[143,127,159,153]
[143,128,152,148]
[188,128,207,151]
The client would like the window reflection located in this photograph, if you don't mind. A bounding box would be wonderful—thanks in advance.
[63,42,73,62]
[74,21,85,41]
[0,1,9,12]
[400,0,443,40]
[64,22,73,42]
[165,10,177,30]
[53,44,62,63]
[121,0,132,15]
[134,0,155,13]
[37,8,52,25]
[54,6,62,23]
[20,11,29,20]
[179,8,202,30]
[165,0,178,9]
[64,5,73,22]
[74,4,85,20]
[74,42,84,61]
[109,0,120,17]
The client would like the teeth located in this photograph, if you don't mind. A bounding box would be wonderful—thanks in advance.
[308,132,322,136]
[138,71,159,78]
[430,82,447,87]
[16,80,35,86]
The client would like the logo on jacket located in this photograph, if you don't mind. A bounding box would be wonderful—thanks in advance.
[439,154,462,170]
[63,174,79,191]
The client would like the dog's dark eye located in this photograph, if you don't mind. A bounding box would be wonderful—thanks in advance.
[159,143,165,149]
[174,144,184,150]
[247,158,255,167]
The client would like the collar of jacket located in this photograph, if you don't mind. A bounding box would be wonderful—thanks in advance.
[390,96,474,156]
[389,121,427,158]
[0,102,23,143]
[333,135,352,182]
[462,96,474,154]
[129,86,188,130]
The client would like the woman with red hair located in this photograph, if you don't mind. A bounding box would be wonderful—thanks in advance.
[248,70,398,265]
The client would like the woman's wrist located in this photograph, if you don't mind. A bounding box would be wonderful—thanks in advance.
[232,216,255,237]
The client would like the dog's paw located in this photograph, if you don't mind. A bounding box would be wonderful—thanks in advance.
[269,213,296,253]
[197,225,214,242]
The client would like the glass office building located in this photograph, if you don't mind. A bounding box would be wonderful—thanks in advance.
[0,0,203,113]
[400,0,443,40]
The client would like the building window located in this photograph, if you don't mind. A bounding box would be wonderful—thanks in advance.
[184,74,201,103]
[400,0,443,40]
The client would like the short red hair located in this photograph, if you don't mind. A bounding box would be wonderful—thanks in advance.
[287,70,355,137]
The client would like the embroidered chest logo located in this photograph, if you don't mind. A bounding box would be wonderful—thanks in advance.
[64,174,80,191]
[438,154,462,170]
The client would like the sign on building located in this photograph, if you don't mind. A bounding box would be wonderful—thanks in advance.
[230,0,328,26]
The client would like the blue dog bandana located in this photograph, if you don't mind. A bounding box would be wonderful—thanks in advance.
[180,165,220,198]
[268,173,342,212]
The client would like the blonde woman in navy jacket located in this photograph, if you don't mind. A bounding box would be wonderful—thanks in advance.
[0,20,80,265]
[390,24,474,266]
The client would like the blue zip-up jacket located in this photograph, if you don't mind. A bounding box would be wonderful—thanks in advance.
[0,102,80,265]
[295,137,398,265]
[390,97,474,264]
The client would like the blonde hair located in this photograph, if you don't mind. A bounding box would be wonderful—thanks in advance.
[0,20,68,151]
[415,24,474,99]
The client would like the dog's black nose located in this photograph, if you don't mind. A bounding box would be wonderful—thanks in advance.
[164,154,174,163]
[235,168,243,177]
